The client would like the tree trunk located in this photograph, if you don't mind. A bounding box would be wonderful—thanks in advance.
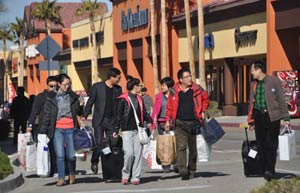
[161,0,167,78]
[150,0,159,94]
[184,0,196,81]
[3,39,8,102]
[198,0,206,89]
[90,17,99,84]
[18,34,25,87]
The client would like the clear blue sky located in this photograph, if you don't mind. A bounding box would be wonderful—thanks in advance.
[0,0,112,26]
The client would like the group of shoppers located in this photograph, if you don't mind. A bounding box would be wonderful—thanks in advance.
[9,59,289,186]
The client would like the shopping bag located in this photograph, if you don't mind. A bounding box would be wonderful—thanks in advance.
[25,139,37,172]
[197,134,211,162]
[37,134,51,177]
[143,140,162,170]
[17,133,28,168]
[73,126,96,153]
[278,125,296,161]
[202,118,225,145]
[156,132,176,166]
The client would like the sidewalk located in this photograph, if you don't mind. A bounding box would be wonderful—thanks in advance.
[215,115,300,130]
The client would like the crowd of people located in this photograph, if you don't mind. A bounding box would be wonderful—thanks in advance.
[3,60,290,186]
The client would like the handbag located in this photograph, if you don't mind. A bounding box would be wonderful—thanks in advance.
[25,134,37,172]
[128,97,150,145]
[73,125,96,152]
[201,118,225,145]
[278,125,296,161]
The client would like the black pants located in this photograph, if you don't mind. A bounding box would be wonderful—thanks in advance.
[254,110,280,174]
[91,117,114,164]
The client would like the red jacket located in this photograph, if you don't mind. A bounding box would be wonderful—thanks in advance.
[166,82,209,123]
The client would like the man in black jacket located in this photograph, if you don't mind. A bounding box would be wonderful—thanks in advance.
[27,75,58,176]
[83,68,122,174]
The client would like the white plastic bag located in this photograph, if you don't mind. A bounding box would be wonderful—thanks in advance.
[36,134,50,176]
[197,134,211,162]
[278,125,296,161]
[17,133,27,168]
[143,140,162,170]
[26,138,37,172]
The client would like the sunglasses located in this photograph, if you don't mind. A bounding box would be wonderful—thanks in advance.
[48,85,56,88]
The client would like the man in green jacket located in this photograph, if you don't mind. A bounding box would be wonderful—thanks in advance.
[247,60,290,181]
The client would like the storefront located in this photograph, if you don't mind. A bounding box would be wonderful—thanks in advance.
[172,0,266,115]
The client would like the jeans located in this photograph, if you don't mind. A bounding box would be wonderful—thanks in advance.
[53,128,76,179]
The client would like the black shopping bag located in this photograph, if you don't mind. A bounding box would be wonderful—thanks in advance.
[201,118,225,145]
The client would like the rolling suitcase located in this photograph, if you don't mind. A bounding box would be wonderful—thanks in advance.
[241,127,263,177]
[100,136,124,182]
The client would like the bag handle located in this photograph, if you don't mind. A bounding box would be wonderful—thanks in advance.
[128,97,140,127]
[244,127,250,151]
[280,125,292,135]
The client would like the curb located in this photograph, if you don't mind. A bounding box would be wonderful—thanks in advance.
[0,156,24,193]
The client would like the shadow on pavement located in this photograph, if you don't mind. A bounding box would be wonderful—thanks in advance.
[275,172,298,179]
[195,171,230,178]
[43,176,103,186]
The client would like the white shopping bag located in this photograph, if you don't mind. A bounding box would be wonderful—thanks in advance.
[36,134,51,176]
[26,140,37,172]
[197,134,211,162]
[143,140,162,170]
[17,133,28,168]
[278,125,296,161]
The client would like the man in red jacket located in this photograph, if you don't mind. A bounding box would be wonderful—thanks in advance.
[165,68,209,180]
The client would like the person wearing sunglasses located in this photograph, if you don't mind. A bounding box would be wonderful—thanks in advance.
[27,75,58,177]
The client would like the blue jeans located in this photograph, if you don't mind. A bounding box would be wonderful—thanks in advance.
[53,128,76,179]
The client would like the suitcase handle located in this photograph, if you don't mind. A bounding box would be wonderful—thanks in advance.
[244,127,250,151]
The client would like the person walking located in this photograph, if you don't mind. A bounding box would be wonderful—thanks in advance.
[151,77,175,172]
[10,87,31,144]
[40,73,83,186]
[27,76,58,176]
[83,68,122,174]
[141,87,154,114]
[247,60,289,181]
[113,76,152,185]
[165,68,209,180]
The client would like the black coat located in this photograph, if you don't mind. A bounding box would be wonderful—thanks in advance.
[114,93,152,132]
[27,90,49,129]
[39,90,83,139]
[83,81,122,128]
[10,95,30,122]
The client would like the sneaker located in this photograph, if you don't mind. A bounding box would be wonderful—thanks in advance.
[121,178,128,185]
[91,163,98,174]
[53,173,59,179]
[131,180,140,185]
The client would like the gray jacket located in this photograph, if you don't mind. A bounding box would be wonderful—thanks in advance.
[248,75,289,123]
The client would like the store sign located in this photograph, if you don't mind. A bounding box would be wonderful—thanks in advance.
[121,5,148,31]
[234,28,257,48]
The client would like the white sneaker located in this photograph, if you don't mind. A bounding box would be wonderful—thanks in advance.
[53,173,59,179]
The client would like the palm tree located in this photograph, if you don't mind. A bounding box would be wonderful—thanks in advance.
[76,0,102,84]
[150,0,159,94]
[11,17,26,87]
[0,25,14,102]
[197,0,206,89]
[161,0,167,78]
[32,0,63,36]
[184,0,196,81]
